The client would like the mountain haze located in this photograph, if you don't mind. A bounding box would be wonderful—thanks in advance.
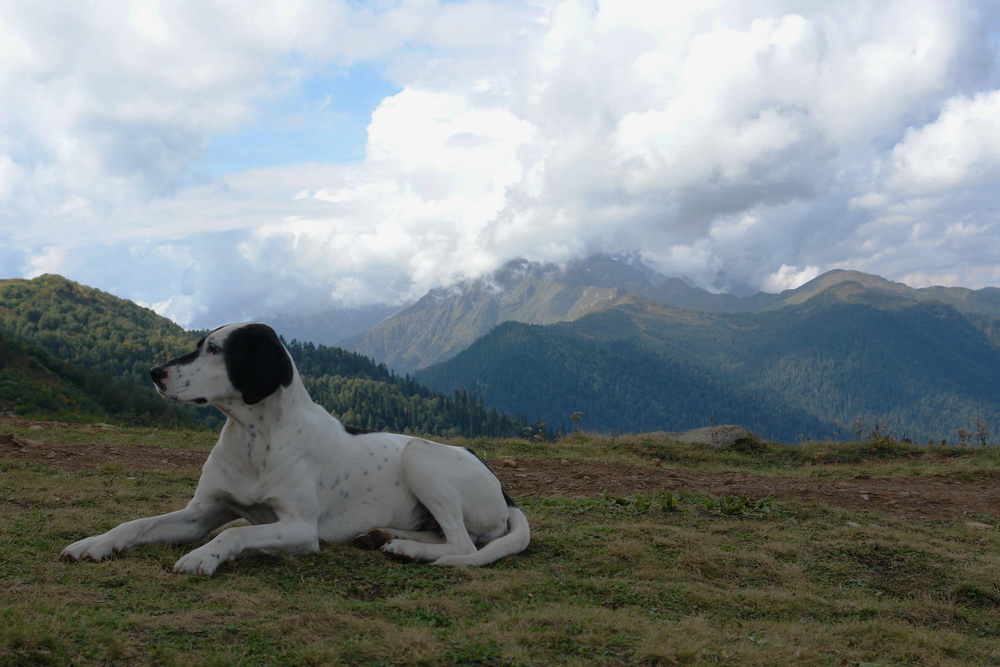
[343,257,641,372]
[344,256,1000,374]
[260,303,400,347]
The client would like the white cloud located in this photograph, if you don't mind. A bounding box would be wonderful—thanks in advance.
[761,264,822,293]
[887,90,1000,195]
[1,0,999,327]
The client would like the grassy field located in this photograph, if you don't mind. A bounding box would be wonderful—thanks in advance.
[2,423,1000,665]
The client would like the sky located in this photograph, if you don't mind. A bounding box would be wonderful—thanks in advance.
[1,0,1000,328]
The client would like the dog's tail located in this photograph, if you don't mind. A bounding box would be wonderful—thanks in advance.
[433,505,531,567]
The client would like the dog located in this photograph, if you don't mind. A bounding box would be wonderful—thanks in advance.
[60,322,530,575]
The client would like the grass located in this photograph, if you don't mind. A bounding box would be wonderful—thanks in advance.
[1,419,213,450]
[2,425,1000,664]
[459,430,1000,480]
[10,418,1000,479]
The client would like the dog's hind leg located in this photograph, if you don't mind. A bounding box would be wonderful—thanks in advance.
[352,528,445,551]
[380,502,478,562]
[380,438,509,564]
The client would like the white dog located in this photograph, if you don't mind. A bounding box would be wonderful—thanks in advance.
[61,323,530,575]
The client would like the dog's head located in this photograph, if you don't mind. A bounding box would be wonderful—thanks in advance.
[150,323,293,407]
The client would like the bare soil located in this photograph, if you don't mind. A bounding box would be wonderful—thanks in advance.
[2,419,997,521]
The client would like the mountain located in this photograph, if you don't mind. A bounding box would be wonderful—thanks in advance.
[344,255,1000,374]
[343,256,640,372]
[418,283,1000,443]
[416,320,833,441]
[259,303,401,347]
[652,268,1000,316]
[0,274,196,388]
[0,275,526,437]
[770,270,1000,316]
[7,271,998,443]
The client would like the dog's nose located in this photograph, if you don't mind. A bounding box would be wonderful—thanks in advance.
[150,366,167,384]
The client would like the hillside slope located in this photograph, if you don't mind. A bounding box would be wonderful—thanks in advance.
[0,275,525,437]
[417,321,833,442]
[0,330,201,425]
[0,274,196,387]
[419,284,1000,442]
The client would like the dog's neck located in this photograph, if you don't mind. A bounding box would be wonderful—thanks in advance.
[211,376,317,462]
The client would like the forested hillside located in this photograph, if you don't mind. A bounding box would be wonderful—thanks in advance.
[0,275,195,387]
[417,321,832,442]
[0,330,200,425]
[0,275,207,425]
[286,341,526,437]
[0,275,525,437]
[419,285,1000,443]
[6,272,996,443]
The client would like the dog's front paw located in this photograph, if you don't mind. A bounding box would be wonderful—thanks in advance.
[173,546,227,576]
[60,535,122,562]
[380,540,416,562]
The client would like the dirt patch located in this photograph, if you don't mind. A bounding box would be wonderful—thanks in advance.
[495,459,998,520]
[2,423,997,521]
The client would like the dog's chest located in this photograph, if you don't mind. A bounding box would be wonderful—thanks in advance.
[220,494,280,525]
[206,437,321,520]
[209,465,294,524]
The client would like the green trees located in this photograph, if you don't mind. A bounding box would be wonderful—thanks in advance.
[417,321,831,441]
[0,274,194,387]
[418,298,1000,443]
[0,274,524,437]
[0,330,201,425]
[286,340,524,437]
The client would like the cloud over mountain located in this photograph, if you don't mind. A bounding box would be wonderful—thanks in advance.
[1,1,999,326]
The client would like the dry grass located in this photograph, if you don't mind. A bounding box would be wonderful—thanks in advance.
[458,430,1000,480]
[3,429,1000,665]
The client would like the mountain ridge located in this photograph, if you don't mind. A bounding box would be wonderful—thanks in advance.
[344,255,1000,373]
[417,283,1000,443]
[5,269,999,443]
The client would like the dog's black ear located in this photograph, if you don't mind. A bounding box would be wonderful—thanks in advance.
[224,324,293,405]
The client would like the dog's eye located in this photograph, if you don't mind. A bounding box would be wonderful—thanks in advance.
[206,343,221,355]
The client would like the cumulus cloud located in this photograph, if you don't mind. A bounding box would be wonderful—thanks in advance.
[2,0,1000,327]
[887,90,1000,195]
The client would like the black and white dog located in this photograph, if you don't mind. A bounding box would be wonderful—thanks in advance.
[61,323,530,575]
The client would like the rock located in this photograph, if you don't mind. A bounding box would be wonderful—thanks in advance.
[964,521,993,530]
[502,458,518,468]
[648,458,661,467]
[846,521,863,529]
[651,425,753,449]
